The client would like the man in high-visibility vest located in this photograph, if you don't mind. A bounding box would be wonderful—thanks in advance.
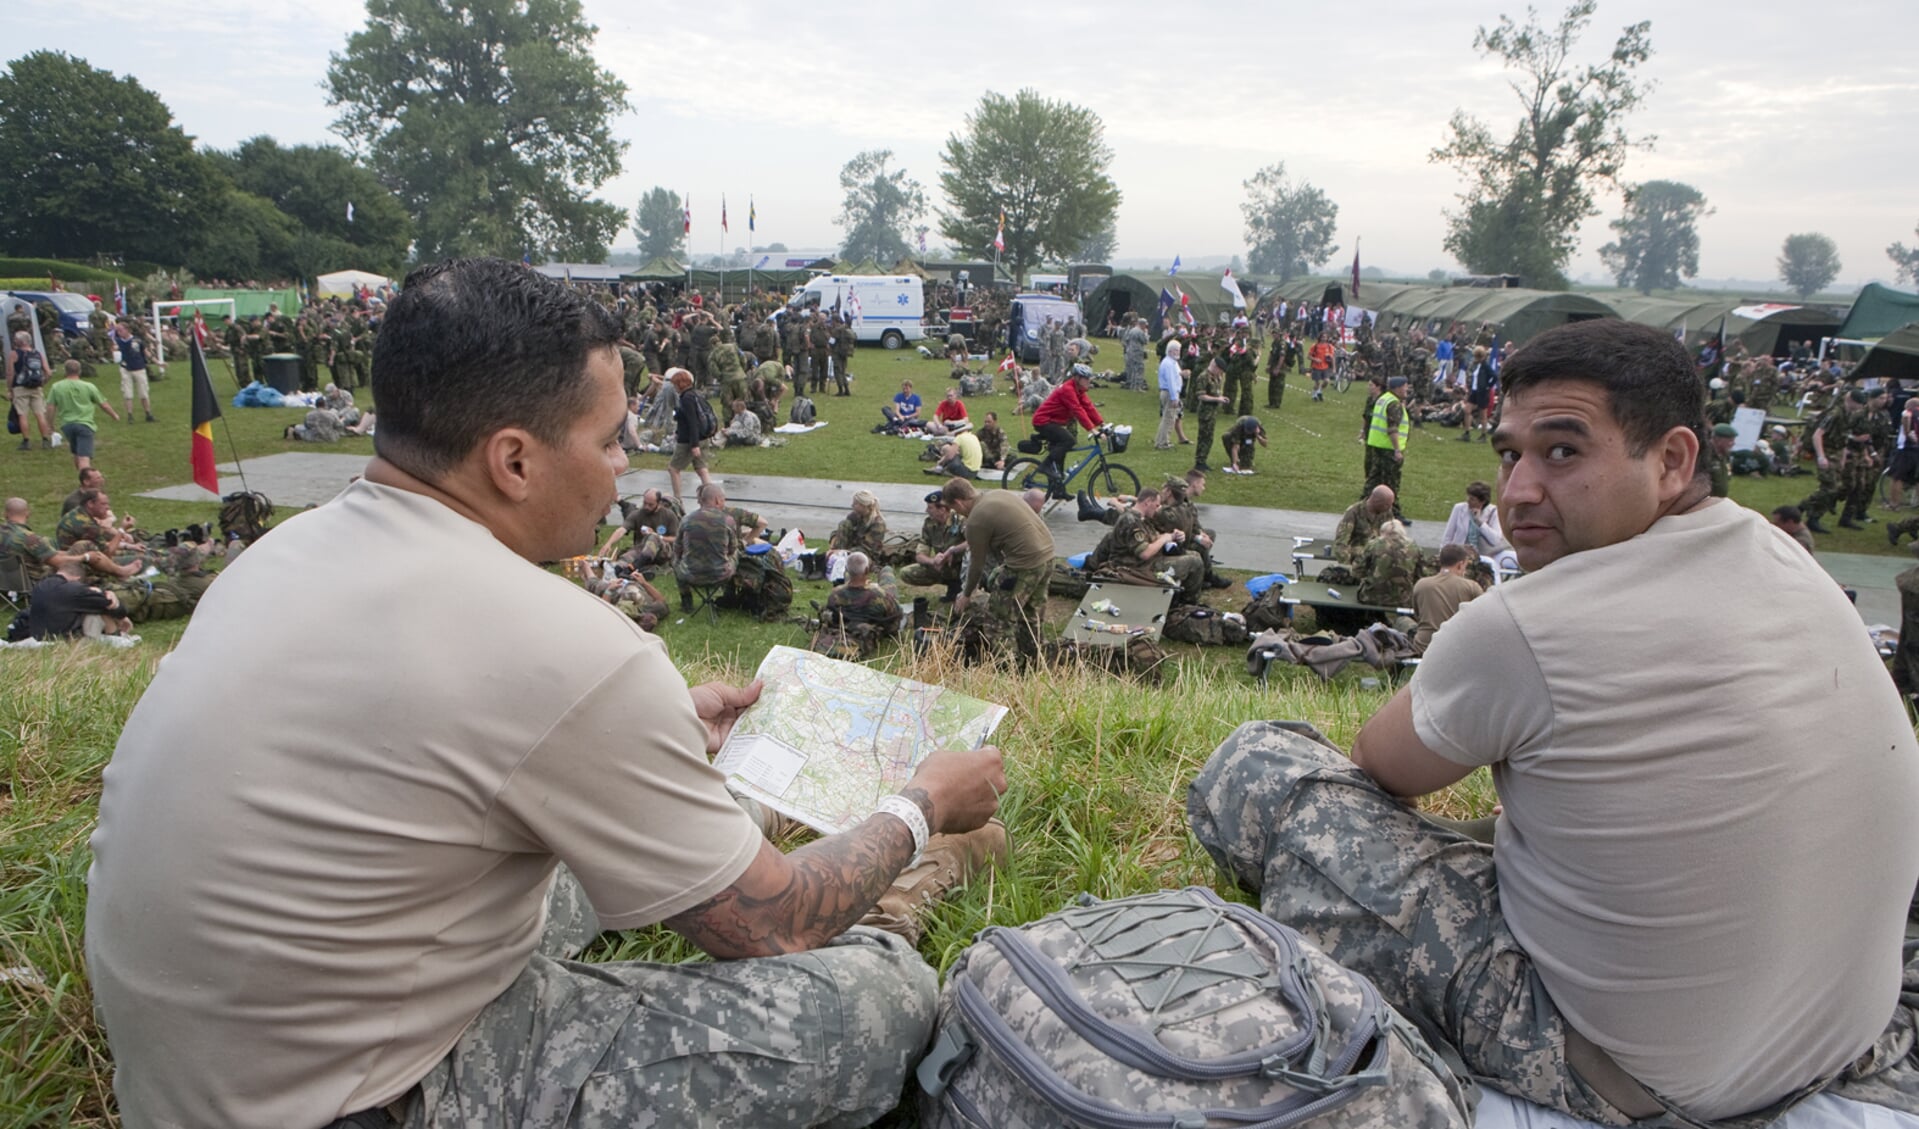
[1363,375,1408,520]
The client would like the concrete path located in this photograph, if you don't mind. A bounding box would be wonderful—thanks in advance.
[140,452,1907,626]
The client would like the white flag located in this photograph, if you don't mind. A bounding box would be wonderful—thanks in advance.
[1220,269,1246,309]
[346,201,355,224]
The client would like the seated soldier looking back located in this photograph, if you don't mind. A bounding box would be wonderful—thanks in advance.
[1191,318,1919,1124]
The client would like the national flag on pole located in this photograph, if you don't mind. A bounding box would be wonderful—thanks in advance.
[113,280,126,316]
[1157,287,1175,324]
[1673,320,1687,343]
[1169,255,1181,276]
[1178,288,1194,326]
[683,198,691,235]
[993,210,1005,254]
[188,333,222,496]
[346,201,355,224]
[917,228,927,254]
[1221,269,1246,310]
[848,290,863,321]
[749,196,756,233]
[521,251,532,266]
[722,195,729,234]
[191,310,208,348]
[1351,238,1361,301]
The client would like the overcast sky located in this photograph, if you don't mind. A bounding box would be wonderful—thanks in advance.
[14,0,1919,286]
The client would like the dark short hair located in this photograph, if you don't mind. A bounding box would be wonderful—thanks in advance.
[1465,480,1492,504]
[370,259,621,477]
[1497,320,1703,458]
[1438,543,1474,568]
[940,477,979,505]
[1772,504,1802,523]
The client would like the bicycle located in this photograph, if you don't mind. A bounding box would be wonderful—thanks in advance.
[1331,349,1355,394]
[1000,426,1141,513]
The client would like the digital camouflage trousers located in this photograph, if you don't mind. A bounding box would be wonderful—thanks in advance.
[399,868,938,1129]
[1186,722,1919,1129]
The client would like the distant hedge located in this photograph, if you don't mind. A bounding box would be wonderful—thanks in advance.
[0,257,143,284]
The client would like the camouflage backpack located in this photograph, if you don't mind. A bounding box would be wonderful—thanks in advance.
[959,372,995,397]
[1240,585,1293,633]
[718,550,792,622]
[1161,605,1250,647]
[218,491,275,544]
[918,887,1473,1129]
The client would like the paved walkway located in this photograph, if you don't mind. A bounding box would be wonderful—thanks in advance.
[141,452,1908,627]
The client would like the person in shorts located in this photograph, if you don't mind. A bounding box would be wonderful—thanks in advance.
[8,328,54,450]
[665,366,712,504]
[110,320,156,422]
[45,360,119,469]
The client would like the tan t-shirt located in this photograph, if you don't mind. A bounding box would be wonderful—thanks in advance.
[1409,569,1482,652]
[1410,500,1919,1118]
[961,491,1054,594]
[85,480,761,1129]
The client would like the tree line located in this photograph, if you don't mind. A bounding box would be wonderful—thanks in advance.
[2,0,1910,295]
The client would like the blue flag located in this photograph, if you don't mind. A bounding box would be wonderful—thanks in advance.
[1169,255,1181,276]
[1157,288,1175,324]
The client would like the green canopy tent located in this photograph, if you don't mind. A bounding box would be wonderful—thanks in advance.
[1605,294,1839,357]
[1840,283,1919,339]
[619,257,688,284]
[1085,272,1244,335]
[1855,322,1919,383]
[1254,278,1614,344]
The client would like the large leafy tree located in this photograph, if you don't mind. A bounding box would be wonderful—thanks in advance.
[1429,0,1655,290]
[1887,222,1919,287]
[1597,179,1709,293]
[631,187,685,262]
[207,137,412,274]
[837,150,925,265]
[937,89,1121,285]
[325,0,630,263]
[0,51,219,265]
[1240,163,1340,281]
[1778,233,1841,300]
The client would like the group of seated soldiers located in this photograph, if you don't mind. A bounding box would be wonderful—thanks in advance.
[3,486,222,638]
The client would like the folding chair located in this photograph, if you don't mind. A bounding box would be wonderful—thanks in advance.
[0,555,27,618]
[676,576,724,624]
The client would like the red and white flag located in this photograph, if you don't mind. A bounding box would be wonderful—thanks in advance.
[682,198,691,235]
[1178,288,1194,326]
[993,210,1005,254]
[191,310,208,348]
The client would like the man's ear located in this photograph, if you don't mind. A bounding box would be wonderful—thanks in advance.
[1656,424,1703,500]
[478,428,539,503]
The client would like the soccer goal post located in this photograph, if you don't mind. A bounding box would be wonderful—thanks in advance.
[151,298,238,355]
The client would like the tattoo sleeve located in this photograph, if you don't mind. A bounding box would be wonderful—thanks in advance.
[664,786,934,959]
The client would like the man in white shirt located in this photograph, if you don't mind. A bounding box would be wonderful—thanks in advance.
[1192,319,1919,1124]
[1155,345,1184,450]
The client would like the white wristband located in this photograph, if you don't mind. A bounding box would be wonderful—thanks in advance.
[872,795,929,859]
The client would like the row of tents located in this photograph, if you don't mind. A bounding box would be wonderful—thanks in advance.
[1084,273,1919,386]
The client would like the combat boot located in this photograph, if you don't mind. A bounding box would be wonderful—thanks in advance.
[857,819,1009,946]
[1075,490,1105,523]
[1807,514,1830,535]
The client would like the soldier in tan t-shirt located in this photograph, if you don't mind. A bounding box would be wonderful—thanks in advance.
[1192,320,1919,1125]
[1408,542,1483,653]
[85,259,1010,1129]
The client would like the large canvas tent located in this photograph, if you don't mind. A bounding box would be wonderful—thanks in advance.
[619,257,688,283]
[1607,295,1839,357]
[1839,283,1919,340]
[314,269,393,297]
[1085,272,1243,335]
[1256,278,1614,345]
[1855,323,1919,383]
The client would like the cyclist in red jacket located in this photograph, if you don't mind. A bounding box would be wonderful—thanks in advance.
[1029,364,1104,499]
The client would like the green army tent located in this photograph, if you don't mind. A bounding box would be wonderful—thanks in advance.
[1253,279,1614,344]
[1085,272,1245,335]
[619,257,687,283]
[1855,322,1919,383]
[1840,283,1919,340]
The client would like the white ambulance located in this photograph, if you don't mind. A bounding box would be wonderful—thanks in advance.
[786,275,926,349]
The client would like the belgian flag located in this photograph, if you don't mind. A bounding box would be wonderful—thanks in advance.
[189,332,222,495]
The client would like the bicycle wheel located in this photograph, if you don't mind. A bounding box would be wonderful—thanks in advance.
[1088,461,1141,504]
[1001,458,1047,492]
[1333,365,1352,394]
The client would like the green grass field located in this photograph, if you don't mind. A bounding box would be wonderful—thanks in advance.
[0,336,1867,1125]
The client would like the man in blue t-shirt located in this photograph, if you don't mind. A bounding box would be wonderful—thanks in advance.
[882,380,922,426]
[111,321,155,423]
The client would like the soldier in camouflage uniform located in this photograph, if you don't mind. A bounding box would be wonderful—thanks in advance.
[220,315,250,388]
[828,492,888,559]
[807,315,834,396]
[1,498,82,587]
[899,491,967,592]
[243,315,269,385]
[1799,390,1866,533]
[1191,359,1228,473]
[1353,521,1423,621]
[709,329,749,425]
[812,551,904,659]
[1153,471,1229,590]
[1091,488,1205,605]
[672,483,743,597]
[1219,328,1257,417]
[945,480,1053,661]
[1839,386,1892,528]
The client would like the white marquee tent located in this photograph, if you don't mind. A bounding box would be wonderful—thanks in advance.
[314,270,394,298]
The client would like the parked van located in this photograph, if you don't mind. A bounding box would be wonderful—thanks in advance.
[786,275,925,349]
[5,290,96,338]
[1006,293,1082,362]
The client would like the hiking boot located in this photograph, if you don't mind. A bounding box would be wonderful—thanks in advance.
[15,438,26,451]
[1807,516,1830,534]
[679,588,693,612]
[145,412,157,422]
[1075,491,1104,522]
[1205,574,1233,590]
[1890,523,1903,547]
[858,819,1009,946]
[1459,430,1473,441]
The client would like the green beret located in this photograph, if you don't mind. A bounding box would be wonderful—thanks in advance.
[1848,388,1869,404]
[1712,424,1737,438]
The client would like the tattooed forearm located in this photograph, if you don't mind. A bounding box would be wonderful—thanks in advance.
[665,788,932,959]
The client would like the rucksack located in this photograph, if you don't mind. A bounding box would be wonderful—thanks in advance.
[918,887,1473,1129]
[718,551,792,621]
[790,396,816,425]
[14,350,45,389]
[1161,605,1250,646]
[959,373,994,397]
[690,394,719,442]
[218,492,274,544]
[1240,586,1294,633]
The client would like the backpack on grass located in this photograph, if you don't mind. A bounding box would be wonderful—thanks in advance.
[790,397,816,425]
[918,886,1473,1129]
[1162,605,1250,647]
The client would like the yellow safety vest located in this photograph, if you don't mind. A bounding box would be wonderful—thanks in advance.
[1367,391,1402,451]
